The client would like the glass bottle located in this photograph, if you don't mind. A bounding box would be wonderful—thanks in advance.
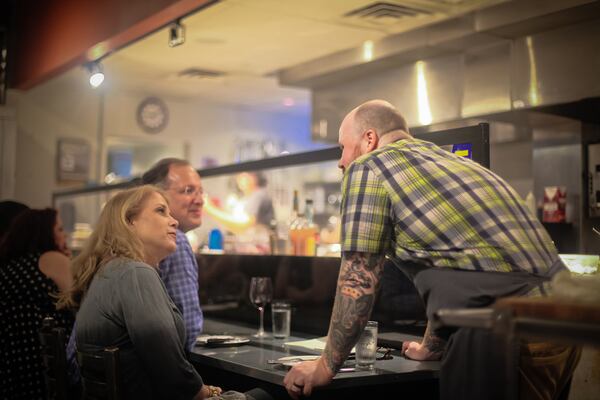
[289,190,302,255]
[292,190,299,219]
[303,199,319,256]
[290,199,319,256]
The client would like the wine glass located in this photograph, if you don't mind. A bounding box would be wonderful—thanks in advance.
[249,277,273,337]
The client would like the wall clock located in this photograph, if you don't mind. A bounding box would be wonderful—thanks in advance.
[136,97,169,134]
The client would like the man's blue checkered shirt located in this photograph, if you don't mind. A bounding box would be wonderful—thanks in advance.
[159,229,203,350]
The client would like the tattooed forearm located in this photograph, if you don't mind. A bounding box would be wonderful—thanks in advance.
[421,322,447,359]
[323,252,385,373]
[337,252,383,297]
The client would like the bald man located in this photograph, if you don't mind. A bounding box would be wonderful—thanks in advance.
[284,100,578,399]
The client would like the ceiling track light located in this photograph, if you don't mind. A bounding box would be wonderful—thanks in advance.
[169,19,186,48]
[85,61,105,88]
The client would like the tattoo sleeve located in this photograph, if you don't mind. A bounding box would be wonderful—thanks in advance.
[421,321,447,359]
[322,252,385,373]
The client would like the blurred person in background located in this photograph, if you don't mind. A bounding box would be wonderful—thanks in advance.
[204,171,275,254]
[204,171,274,232]
[0,208,74,400]
[58,185,223,400]
[0,200,29,243]
[235,171,275,229]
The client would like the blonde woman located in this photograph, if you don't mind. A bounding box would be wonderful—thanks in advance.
[58,186,222,400]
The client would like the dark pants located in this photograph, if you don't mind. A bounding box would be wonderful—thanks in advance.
[392,259,574,400]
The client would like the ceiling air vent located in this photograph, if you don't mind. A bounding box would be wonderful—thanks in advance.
[177,68,224,79]
[344,2,433,20]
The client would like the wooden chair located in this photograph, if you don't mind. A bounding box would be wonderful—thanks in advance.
[38,317,70,400]
[77,347,121,400]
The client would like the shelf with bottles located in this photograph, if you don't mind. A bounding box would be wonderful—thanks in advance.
[199,161,341,256]
[303,181,342,225]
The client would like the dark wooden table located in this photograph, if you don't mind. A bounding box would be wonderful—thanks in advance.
[190,319,440,399]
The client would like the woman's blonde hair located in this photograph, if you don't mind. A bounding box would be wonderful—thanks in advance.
[57,185,167,310]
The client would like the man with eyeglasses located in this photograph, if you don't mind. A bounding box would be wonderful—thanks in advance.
[142,158,205,350]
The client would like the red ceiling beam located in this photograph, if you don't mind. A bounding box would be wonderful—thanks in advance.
[12,0,215,90]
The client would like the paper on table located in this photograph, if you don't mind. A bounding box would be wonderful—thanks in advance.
[284,336,356,353]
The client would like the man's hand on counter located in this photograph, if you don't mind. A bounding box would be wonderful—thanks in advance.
[402,341,443,361]
[284,357,335,399]
[402,341,430,360]
[402,321,446,361]
[195,384,223,400]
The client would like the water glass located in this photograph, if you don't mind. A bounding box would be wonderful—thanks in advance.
[271,301,291,339]
[355,321,378,370]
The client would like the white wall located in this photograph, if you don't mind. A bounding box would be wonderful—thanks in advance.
[6,69,101,208]
[0,106,18,199]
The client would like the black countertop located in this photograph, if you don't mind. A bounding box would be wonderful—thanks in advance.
[190,318,439,397]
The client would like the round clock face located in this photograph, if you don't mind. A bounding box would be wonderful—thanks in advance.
[136,97,169,134]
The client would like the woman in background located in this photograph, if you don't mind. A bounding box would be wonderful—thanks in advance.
[0,208,74,400]
[58,185,222,400]
[0,200,29,243]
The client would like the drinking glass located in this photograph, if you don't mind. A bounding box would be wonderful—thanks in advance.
[249,277,273,337]
[271,301,291,339]
[356,321,378,370]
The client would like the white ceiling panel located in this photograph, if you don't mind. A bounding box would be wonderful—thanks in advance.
[103,0,510,112]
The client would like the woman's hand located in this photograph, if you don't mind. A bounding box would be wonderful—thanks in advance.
[195,384,223,399]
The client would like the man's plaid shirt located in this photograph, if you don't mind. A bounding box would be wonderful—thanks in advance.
[340,139,559,275]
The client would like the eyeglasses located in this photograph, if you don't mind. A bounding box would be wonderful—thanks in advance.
[170,185,203,197]
[376,347,394,360]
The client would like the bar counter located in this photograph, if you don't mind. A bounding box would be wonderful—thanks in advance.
[190,318,440,399]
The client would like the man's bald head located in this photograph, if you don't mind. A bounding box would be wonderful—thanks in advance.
[350,99,409,138]
[338,100,412,172]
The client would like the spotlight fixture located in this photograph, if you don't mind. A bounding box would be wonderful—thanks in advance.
[86,62,104,88]
[169,19,186,47]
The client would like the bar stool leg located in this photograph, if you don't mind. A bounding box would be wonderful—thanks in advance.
[492,308,519,400]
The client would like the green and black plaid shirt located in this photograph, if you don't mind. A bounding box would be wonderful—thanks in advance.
[340,139,559,275]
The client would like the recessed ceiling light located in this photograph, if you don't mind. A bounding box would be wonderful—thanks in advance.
[283,97,295,107]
